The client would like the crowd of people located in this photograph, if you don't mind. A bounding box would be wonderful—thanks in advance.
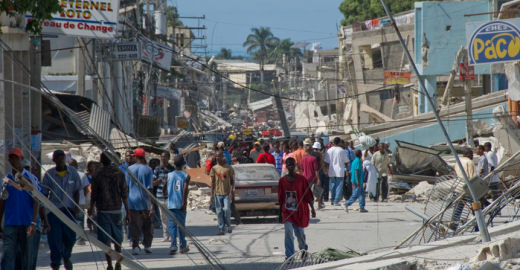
[2,135,502,268]
[0,145,195,270]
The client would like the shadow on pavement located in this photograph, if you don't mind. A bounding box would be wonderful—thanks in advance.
[152,262,282,270]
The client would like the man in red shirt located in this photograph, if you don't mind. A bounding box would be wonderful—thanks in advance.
[278,157,316,260]
[256,145,275,165]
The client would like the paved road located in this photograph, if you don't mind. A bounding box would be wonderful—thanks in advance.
[35,201,424,269]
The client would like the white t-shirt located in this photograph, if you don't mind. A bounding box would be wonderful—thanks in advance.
[78,172,91,206]
[486,151,500,183]
[324,146,350,177]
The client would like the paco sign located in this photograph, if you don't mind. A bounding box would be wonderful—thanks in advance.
[467,19,520,65]
[26,0,119,39]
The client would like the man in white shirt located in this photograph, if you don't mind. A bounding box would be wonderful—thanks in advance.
[484,142,500,199]
[324,137,349,206]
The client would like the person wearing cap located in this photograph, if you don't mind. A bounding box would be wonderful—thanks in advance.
[301,139,320,209]
[89,152,129,270]
[311,142,327,209]
[250,142,262,163]
[125,148,154,255]
[42,149,83,270]
[0,148,41,270]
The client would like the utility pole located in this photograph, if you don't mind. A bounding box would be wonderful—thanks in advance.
[380,0,490,243]
[30,37,42,179]
[463,61,474,147]
[76,38,86,96]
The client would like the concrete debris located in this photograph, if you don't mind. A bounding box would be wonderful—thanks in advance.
[405,181,433,199]
[187,186,211,210]
[472,120,493,137]
[472,237,520,262]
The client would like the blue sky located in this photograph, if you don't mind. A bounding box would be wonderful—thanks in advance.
[171,0,344,57]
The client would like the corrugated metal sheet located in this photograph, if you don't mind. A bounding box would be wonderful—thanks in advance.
[89,104,111,143]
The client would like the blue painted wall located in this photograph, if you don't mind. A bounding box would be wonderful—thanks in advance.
[381,104,503,151]
[414,1,491,76]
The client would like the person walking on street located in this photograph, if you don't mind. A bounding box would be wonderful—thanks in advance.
[324,137,350,206]
[89,152,130,270]
[272,142,284,175]
[210,151,235,235]
[1,148,41,270]
[371,144,391,202]
[476,145,489,178]
[344,150,367,213]
[484,142,500,198]
[256,145,275,165]
[218,141,232,165]
[42,150,83,270]
[311,142,327,209]
[293,140,306,169]
[278,157,316,260]
[165,155,191,255]
[250,142,262,163]
[282,142,294,176]
[126,148,154,255]
[301,140,319,208]
[153,152,174,242]
[67,159,93,244]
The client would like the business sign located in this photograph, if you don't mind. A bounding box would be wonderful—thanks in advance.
[459,62,475,81]
[141,39,173,71]
[384,71,411,85]
[467,19,520,65]
[26,0,119,39]
[101,41,141,61]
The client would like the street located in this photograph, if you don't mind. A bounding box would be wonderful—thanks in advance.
[36,201,423,270]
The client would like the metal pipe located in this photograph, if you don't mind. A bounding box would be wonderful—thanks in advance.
[379,0,490,242]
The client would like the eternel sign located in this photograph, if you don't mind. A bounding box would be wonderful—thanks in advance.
[467,19,520,65]
[25,0,120,39]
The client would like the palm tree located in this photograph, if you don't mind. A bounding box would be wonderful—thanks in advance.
[243,27,279,83]
[216,48,232,59]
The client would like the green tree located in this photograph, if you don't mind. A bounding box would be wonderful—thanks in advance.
[266,38,303,65]
[1,0,61,34]
[216,48,232,59]
[339,0,423,25]
[166,6,182,28]
[243,27,279,83]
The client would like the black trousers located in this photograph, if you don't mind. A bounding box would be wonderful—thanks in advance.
[375,176,388,201]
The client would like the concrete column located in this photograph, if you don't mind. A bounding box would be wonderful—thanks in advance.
[419,75,437,114]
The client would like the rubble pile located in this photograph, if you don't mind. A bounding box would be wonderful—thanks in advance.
[188,186,211,210]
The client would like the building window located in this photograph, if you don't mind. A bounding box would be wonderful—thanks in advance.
[372,49,383,68]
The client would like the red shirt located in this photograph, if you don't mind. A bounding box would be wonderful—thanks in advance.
[301,154,318,183]
[278,174,314,228]
[256,152,275,165]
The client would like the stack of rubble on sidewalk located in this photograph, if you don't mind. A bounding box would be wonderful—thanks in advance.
[188,186,211,210]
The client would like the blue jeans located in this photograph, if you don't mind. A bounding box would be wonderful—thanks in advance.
[168,209,187,248]
[2,226,28,270]
[329,177,344,204]
[214,195,231,232]
[47,211,76,267]
[345,184,366,209]
[27,230,41,270]
[284,222,307,259]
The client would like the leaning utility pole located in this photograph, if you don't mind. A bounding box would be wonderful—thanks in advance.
[379,0,490,242]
